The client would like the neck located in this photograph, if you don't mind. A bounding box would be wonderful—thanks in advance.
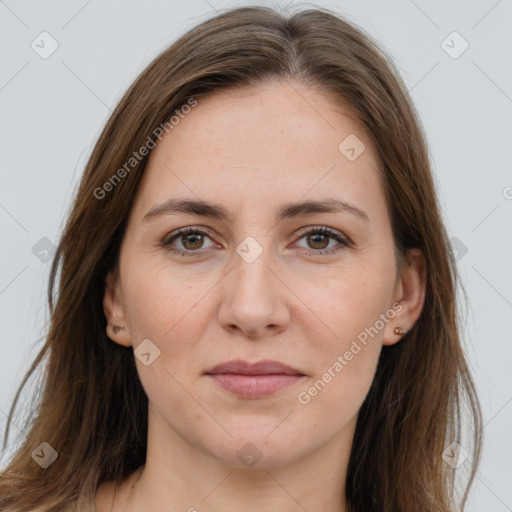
[122,406,354,512]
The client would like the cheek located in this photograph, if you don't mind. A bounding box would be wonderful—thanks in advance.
[291,262,392,344]
[292,267,391,412]
[122,259,201,335]
[122,260,217,382]
[122,267,210,423]
[295,332,381,436]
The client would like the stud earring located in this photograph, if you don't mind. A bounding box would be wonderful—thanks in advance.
[112,325,124,334]
[394,327,407,335]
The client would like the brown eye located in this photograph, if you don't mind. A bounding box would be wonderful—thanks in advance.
[295,227,349,255]
[306,233,330,250]
[162,227,217,257]
[180,232,204,250]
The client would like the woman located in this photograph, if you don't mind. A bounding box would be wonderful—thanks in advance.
[0,5,482,511]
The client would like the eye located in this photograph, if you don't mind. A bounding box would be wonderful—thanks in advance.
[161,225,350,258]
[161,227,218,257]
[294,226,349,255]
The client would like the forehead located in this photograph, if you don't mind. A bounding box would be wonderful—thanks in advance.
[130,81,386,224]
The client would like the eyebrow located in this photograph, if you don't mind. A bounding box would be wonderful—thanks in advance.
[142,198,370,224]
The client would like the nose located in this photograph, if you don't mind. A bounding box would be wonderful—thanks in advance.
[217,249,291,339]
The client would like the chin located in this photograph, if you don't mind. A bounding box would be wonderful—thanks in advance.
[203,426,306,470]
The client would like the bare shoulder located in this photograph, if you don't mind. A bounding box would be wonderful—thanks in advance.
[94,467,143,512]
[94,479,120,512]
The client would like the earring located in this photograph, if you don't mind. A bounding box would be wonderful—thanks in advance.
[112,325,124,334]
[394,327,407,334]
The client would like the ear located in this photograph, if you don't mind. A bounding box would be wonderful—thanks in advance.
[382,247,427,346]
[103,268,132,347]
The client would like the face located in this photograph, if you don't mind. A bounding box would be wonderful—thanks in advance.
[104,80,424,470]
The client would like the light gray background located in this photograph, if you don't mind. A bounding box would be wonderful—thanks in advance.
[1,0,511,509]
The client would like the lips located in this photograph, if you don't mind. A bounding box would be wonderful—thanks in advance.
[205,359,305,376]
[205,360,306,399]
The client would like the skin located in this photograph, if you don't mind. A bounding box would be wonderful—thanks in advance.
[97,80,426,512]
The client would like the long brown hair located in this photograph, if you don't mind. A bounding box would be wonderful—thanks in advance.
[0,5,482,511]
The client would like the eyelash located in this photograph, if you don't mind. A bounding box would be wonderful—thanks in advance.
[161,226,350,258]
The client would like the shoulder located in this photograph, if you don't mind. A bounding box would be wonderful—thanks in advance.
[94,466,144,512]
[94,479,118,512]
